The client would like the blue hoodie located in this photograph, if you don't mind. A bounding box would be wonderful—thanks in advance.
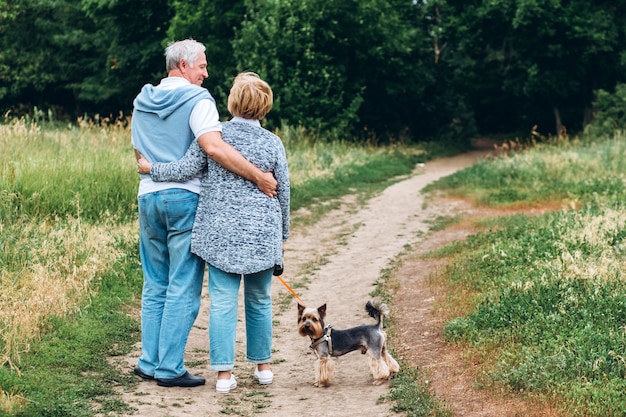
[131,81,214,194]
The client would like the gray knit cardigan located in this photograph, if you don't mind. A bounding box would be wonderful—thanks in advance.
[150,120,290,274]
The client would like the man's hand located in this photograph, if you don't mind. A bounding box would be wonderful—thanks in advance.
[136,153,152,174]
[199,131,278,198]
[256,171,278,198]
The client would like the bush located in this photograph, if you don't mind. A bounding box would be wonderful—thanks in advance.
[585,83,626,138]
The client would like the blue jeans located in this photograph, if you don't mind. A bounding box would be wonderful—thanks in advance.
[136,189,205,379]
[208,264,273,371]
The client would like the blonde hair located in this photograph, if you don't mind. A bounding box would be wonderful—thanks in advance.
[227,72,273,120]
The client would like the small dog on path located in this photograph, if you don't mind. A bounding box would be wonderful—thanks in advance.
[297,299,400,387]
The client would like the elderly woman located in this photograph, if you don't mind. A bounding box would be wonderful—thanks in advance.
[138,72,290,394]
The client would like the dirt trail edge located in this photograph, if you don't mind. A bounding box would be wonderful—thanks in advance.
[115,148,492,417]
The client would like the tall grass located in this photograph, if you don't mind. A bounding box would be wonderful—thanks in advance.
[1,116,139,373]
[0,217,131,370]
[426,135,626,206]
[430,133,626,416]
[1,117,138,223]
[279,124,428,186]
[0,115,432,416]
[0,231,142,417]
[278,124,429,212]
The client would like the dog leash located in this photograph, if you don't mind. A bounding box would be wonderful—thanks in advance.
[275,274,304,304]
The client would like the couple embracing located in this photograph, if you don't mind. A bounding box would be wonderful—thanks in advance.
[131,39,289,394]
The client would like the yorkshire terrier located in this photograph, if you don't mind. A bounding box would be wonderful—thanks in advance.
[297,299,400,387]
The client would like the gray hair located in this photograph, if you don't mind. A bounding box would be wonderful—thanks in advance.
[164,39,206,71]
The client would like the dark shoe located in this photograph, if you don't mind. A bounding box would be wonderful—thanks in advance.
[134,366,154,381]
[156,371,206,387]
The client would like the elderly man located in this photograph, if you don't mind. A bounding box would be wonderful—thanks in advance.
[131,39,276,388]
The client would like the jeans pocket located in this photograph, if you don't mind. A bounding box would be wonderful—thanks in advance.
[163,192,199,232]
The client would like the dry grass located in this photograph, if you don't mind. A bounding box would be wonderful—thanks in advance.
[278,123,424,186]
[0,217,135,372]
[547,207,626,282]
[0,387,28,415]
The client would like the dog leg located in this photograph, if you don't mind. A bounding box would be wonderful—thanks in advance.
[316,357,334,387]
[384,347,400,375]
[313,359,320,386]
[367,351,391,385]
[387,358,400,375]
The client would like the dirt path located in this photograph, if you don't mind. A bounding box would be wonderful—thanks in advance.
[116,147,511,417]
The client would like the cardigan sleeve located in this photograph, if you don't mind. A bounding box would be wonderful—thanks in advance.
[274,140,291,241]
[150,138,206,182]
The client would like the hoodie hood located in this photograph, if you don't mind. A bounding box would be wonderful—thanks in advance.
[133,82,213,120]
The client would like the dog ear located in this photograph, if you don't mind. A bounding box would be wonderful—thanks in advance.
[317,304,327,318]
[297,303,305,317]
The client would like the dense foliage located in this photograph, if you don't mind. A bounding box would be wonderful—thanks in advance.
[428,0,626,135]
[1,0,626,141]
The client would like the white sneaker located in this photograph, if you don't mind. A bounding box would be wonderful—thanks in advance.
[215,374,237,394]
[254,368,273,385]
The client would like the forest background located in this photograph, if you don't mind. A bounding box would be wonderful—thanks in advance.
[3,0,626,142]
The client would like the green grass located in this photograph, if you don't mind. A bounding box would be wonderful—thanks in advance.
[18,113,626,415]
[0,118,138,223]
[439,205,626,416]
[387,366,451,417]
[16,114,626,415]
[426,135,626,207]
[290,148,422,212]
[0,234,142,417]
[426,133,626,416]
[371,243,451,416]
[279,123,437,222]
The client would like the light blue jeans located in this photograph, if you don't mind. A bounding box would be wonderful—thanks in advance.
[208,264,273,371]
[136,189,205,379]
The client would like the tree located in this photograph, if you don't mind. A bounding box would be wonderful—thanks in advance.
[429,0,626,135]
[233,0,459,142]
[233,0,357,135]
[0,0,173,119]
[167,0,246,117]
[77,0,173,117]
[0,0,98,116]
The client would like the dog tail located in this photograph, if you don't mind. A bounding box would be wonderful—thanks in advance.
[365,299,389,328]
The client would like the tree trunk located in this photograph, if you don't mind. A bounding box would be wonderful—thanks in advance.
[582,105,593,128]
[553,107,565,136]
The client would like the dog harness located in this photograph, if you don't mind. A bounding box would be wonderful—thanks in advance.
[309,324,333,356]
